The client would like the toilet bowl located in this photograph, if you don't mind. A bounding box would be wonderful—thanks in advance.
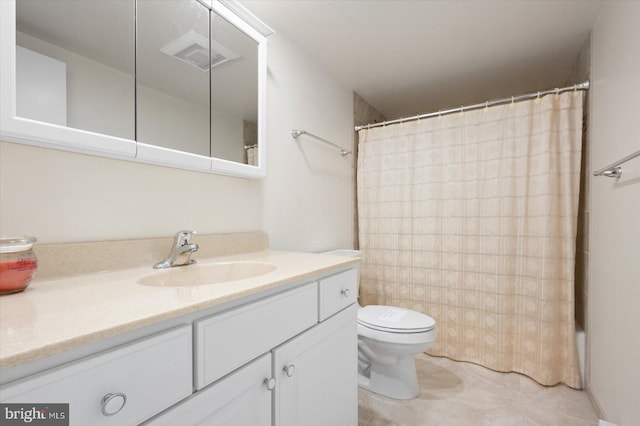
[322,250,437,400]
[357,305,436,399]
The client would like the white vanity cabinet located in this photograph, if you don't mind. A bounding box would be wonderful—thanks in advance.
[147,290,357,426]
[149,269,358,426]
[0,266,359,426]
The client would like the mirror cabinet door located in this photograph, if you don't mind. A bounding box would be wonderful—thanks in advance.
[210,9,260,167]
[136,0,211,158]
[15,0,135,140]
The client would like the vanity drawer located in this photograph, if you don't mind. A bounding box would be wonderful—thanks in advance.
[318,268,359,321]
[195,282,318,389]
[0,326,192,426]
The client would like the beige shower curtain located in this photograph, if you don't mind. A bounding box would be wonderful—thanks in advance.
[357,92,583,388]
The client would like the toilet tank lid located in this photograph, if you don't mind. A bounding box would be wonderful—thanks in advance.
[358,305,435,332]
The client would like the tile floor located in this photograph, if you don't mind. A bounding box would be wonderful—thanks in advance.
[358,354,599,426]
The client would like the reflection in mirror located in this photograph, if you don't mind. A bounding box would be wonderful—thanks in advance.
[15,0,135,140]
[210,10,259,166]
[136,0,210,157]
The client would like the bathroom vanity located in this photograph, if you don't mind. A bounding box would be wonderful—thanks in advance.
[0,247,359,425]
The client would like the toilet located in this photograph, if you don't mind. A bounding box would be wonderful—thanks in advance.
[323,250,437,400]
[358,305,436,399]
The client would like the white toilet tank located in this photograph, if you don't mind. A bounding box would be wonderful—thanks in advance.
[322,249,362,258]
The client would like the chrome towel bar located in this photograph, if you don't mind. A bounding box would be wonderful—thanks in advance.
[593,150,640,178]
[291,130,352,157]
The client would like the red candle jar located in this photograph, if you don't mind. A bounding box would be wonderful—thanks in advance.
[0,236,38,295]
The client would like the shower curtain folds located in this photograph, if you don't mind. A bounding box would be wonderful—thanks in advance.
[357,91,583,389]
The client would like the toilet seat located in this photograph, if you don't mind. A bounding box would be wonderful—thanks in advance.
[358,322,436,345]
[358,305,435,333]
[358,305,436,346]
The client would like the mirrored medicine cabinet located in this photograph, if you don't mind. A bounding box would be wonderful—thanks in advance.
[0,0,270,178]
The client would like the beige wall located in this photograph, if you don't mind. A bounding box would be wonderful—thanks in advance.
[261,33,354,252]
[0,142,263,242]
[0,30,354,251]
[589,1,640,424]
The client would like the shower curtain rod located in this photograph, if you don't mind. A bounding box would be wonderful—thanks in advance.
[354,80,590,131]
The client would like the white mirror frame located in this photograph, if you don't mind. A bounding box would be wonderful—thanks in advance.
[0,0,268,179]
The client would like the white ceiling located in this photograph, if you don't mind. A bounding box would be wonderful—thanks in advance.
[240,0,604,120]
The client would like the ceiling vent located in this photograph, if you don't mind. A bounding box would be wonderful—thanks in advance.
[160,30,239,71]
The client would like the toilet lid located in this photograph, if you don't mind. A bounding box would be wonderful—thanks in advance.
[358,305,435,333]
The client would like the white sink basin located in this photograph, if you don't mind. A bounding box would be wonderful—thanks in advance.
[137,261,278,287]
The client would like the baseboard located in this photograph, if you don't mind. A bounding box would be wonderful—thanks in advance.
[587,385,606,420]
[588,386,616,426]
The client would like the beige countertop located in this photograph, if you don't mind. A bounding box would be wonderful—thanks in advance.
[0,250,359,370]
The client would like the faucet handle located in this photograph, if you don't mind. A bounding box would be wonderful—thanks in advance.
[174,230,197,247]
[153,231,198,269]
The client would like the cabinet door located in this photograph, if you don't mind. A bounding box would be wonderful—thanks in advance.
[273,304,357,426]
[144,353,272,426]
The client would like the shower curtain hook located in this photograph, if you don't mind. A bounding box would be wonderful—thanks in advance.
[459,106,464,116]
[484,101,489,110]
[438,110,442,120]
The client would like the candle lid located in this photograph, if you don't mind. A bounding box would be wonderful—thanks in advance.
[0,236,37,254]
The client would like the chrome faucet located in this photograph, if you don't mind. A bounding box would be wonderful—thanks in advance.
[153,230,199,269]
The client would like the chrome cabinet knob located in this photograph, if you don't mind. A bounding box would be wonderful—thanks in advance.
[283,364,296,377]
[263,377,276,390]
[341,288,350,298]
[101,392,127,416]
